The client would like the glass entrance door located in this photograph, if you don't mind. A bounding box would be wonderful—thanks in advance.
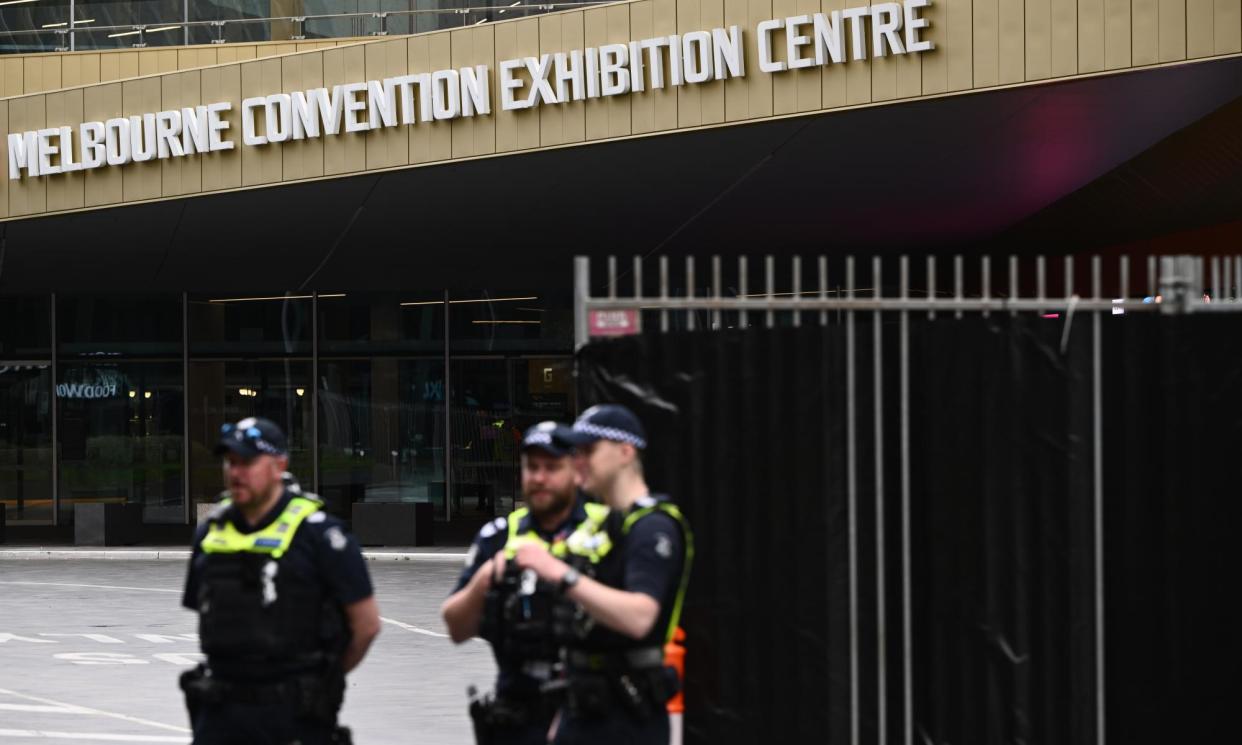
[448,356,574,522]
[0,362,53,524]
[57,361,185,523]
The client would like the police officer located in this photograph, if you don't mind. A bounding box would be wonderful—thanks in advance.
[513,405,693,745]
[180,417,381,745]
[442,421,608,745]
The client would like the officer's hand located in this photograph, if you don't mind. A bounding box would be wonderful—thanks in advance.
[472,553,505,592]
[513,543,567,584]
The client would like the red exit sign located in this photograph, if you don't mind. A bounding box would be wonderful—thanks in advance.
[588,309,641,337]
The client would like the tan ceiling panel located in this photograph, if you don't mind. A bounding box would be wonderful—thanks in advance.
[0,0,1237,224]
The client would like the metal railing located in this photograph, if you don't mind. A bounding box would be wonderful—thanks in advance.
[0,2,612,53]
[574,254,1240,348]
[573,252,1242,745]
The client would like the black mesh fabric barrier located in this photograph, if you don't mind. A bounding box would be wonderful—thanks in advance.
[577,313,1239,745]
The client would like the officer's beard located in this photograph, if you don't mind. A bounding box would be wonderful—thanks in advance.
[526,484,576,526]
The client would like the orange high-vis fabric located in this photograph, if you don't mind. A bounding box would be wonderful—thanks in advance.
[665,627,687,714]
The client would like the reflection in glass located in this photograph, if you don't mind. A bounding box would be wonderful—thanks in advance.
[0,363,53,524]
[512,357,574,430]
[318,292,443,356]
[318,358,445,518]
[445,357,574,521]
[449,290,573,353]
[449,358,515,520]
[57,361,184,522]
[0,0,555,53]
[188,359,312,506]
[189,294,313,357]
[58,295,181,358]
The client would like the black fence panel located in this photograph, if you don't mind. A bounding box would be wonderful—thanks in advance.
[578,312,1239,745]
[906,316,1096,745]
[579,326,851,744]
[1102,314,1242,745]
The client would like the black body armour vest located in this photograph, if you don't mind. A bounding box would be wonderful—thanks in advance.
[196,496,347,680]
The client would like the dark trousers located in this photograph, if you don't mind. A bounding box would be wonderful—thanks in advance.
[191,702,336,745]
[493,720,553,745]
[553,712,669,745]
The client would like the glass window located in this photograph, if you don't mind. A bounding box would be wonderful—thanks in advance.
[187,0,274,45]
[448,290,573,354]
[0,362,53,524]
[188,360,313,506]
[58,295,181,358]
[0,296,51,360]
[318,292,444,356]
[57,361,184,523]
[512,357,574,428]
[64,1,186,50]
[449,358,517,520]
[318,358,445,517]
[1,1,74,53]
[189,294,312,357]
[441,357,574,522]
[302,0,362,39]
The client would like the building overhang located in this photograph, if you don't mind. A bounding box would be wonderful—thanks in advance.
[1,53,1240,293]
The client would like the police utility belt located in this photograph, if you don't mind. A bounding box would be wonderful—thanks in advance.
[562,646,679,720]
[180,665,339,709]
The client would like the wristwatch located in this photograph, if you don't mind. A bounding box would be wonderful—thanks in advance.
[558,567,581,594]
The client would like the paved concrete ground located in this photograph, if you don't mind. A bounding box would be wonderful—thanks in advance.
[0,560,495,744]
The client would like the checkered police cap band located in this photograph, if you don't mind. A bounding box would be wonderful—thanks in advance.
[525,431,554,446]
[573,422,647,450]
[221,422,286,455]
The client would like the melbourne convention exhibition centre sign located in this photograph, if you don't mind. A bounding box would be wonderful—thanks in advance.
[6,1,934,181]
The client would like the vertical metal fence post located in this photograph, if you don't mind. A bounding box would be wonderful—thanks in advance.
[660,257,670,333]
[711,256,721,330]
[183,292,190,524]
[686,257,696,331]
[873,256,887,745]
[443,289,452,522]
[634,255,643,325]
[899,255,912,745]
[819,256,828,327]
[1211,256,1221,301]
[981,256,991,318]
[738,256,748,330]
[793,256,802,329]
[574,257,590,350]
[845,256,860,745]
[50,293,58,526]
[1009,256,1018,317]
[1037,255,1047,316]
[765,255,775,329]
[1120,256,1130,305]
[1091,256,1105,745]
[1224,257,1233,302]
[312,291,320,494]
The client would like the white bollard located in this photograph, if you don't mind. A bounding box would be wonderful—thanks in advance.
[669,712,683,745]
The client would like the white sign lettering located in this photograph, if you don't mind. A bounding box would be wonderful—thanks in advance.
[6,2,932,181]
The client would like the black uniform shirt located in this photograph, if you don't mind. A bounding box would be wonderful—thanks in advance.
[181,489,374,613]
[581,496,686,651]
